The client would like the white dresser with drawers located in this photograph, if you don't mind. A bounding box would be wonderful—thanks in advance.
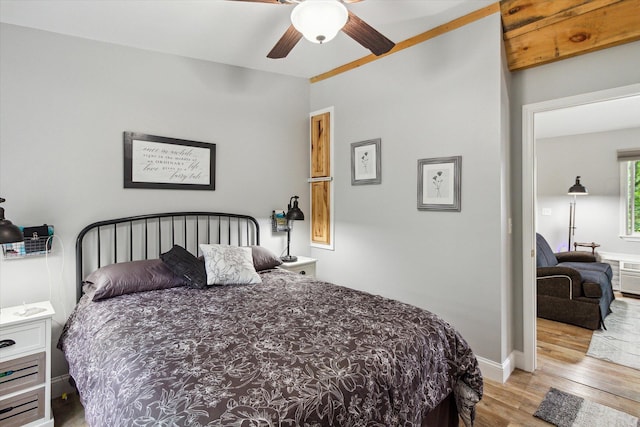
[0,301,55,427]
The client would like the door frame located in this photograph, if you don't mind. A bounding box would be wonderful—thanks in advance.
[521,83,640,372]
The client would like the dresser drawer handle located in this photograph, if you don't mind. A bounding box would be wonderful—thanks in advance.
[0,339,16,349]
[0,398,37,415]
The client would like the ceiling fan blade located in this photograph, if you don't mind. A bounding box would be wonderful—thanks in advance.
[342,0,365,3]
[342,11,395,56]
[267,25,303,59]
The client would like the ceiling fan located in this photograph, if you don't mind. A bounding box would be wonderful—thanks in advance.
[230,0,395,59]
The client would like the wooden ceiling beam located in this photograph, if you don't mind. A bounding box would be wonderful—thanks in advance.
[502,0,640,71]
[310,1,640,82]
[502,0,622,38]
[501,0,604,32]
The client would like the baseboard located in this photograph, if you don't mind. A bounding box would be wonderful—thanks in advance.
[513,349,526,371]
[476,352,517,384]
[51,374,76,399]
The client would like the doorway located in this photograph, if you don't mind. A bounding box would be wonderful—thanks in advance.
[521,83,640,372]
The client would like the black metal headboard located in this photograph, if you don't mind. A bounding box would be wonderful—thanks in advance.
[75,211,260,301]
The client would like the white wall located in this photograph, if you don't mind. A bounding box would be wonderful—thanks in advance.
[309,14,510,366]
[0,23,310,379]
[4,13,638,388]
[537,128,640,254]
[510,40,640,350]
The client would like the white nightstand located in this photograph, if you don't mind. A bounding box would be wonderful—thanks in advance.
[279,256,317,278]
[0,301,55,427]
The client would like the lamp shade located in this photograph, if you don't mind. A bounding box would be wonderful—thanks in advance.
[286,196,305,221]
[568,176,588,195]
[291,0,348,44]
[0,198,23,244]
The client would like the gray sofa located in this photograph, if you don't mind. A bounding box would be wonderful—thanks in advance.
[536,233,614,330]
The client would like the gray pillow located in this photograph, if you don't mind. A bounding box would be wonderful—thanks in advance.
[200,244,261,285]
[249,245,282,271]
[85,259,186,301]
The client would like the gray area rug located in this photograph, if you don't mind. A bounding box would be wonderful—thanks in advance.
[534,388,640,427]
[587,298,640,370]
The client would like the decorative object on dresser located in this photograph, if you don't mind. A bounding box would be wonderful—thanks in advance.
[0,301,55,427]
[535,233,614,330]
[0,198,23,244]
[567,176,588,251]
[282,195,304,262]
[351,138,381,185]
[123,132,216,191]
[279,255,317,278]
[417,156,461,212]
[2,225,54,260]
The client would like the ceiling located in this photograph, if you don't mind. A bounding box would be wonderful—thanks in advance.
[0,0,495,79]
[2,0,638,138]
[536,95,640,140]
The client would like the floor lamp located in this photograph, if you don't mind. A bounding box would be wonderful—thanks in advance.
[567,176,588,251]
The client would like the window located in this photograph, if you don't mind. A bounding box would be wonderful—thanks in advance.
[619,149,640,239]
[624,160,640,234]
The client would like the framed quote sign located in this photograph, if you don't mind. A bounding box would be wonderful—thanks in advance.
[124,132,216,190]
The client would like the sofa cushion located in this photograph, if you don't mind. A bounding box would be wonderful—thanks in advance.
[582,282,603,298]
[559,263,615,320]
[555,251,597,263]
[536,233,558,268]
[537,266,583,298]
[559,261,613,281]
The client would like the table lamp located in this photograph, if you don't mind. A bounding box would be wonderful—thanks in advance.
[282,196,304,262]
[0,197,23,244]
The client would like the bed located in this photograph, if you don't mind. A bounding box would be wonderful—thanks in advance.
[58,212,483,426]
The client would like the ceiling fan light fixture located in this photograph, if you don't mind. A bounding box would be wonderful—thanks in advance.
[291,0,348,44]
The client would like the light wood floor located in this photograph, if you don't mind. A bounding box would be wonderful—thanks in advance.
[475,293,640,426]
[52,294,640,426]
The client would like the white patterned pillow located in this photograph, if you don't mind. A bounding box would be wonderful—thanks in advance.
[199,244,262,286]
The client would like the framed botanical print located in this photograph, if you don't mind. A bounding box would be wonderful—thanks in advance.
[417,156,461,211]
[351,138,381,185]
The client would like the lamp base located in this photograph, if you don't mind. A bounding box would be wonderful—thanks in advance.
[281,255,298,263]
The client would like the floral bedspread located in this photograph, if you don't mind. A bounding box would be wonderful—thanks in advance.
[59,269,483,426]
